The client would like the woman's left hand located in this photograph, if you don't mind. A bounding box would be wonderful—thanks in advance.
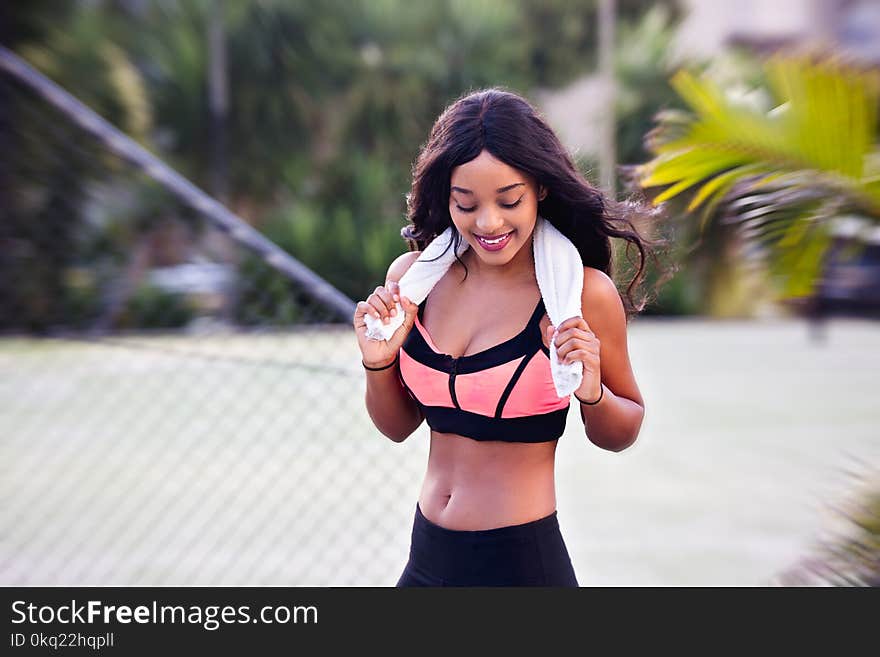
[545,317,602,402]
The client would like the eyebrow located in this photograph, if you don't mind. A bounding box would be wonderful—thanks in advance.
[450,182,525,195]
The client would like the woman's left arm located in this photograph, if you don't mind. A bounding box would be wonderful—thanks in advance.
[548,267,646,452]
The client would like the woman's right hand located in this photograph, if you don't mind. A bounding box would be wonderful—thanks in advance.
[353,280,419,369]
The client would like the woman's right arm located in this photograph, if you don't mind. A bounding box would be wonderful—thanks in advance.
[358,251,423,443]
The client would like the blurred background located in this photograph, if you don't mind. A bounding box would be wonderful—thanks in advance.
[1,0,878,586]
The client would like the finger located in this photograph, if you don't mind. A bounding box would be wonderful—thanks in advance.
[557,337,595,359]
[548,325,565,350]
[399,295,418,316]
[371,289,398,321]
[385,280,402,305]
[355,300,376,321]
[553,328,575,347]
[551,326,580,349]
[562,349,593,365]
[556,327,595,346]
[373,285,394,314]
[558,316,590,333]
[367,298,388,321]
[385,282,404,318]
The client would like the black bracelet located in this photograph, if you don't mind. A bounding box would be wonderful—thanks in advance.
[362,353,399,371]
[574,384,604,405]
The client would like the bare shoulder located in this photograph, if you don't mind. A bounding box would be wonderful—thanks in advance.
[582,266,622,316]
[385,250,421,284]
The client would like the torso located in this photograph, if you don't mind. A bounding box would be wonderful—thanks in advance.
[414,259,558,531]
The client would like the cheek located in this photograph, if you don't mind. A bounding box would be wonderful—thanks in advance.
[448,209,466,232]
[513,200,539,227]
[448,203,467,223]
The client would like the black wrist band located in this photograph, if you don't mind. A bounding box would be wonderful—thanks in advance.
[574,384,604,405]
[362,353,399,371]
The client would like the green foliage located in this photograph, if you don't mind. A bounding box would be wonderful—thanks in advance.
[631,247,701,316]
[120,284,195,330]
[234,255,305,327]
[6,0,682,329]
[642,266,700,316]
[638,55,880,299]
[60,267,102,330]
[615,4,682,167]
[2,5,152,332]
[776,473,880,586]
[517,0,680,88]
[237,191,406,319]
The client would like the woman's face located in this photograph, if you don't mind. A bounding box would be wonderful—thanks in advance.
[449,149,546,268]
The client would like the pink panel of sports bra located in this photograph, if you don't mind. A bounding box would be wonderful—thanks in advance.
[397,296,571,443]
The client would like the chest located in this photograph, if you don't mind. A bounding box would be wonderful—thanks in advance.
[418,288,550,359]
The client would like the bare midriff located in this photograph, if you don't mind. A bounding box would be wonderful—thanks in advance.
[418,430,558,531]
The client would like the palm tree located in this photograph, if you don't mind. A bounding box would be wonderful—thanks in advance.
[772,467,879,587]
[636,54,880,300]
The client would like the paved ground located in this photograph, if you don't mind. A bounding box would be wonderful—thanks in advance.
[1,316,877,586]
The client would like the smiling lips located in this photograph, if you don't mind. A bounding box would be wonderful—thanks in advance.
[475,231,513,251]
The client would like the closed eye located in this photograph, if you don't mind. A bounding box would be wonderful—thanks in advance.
[455,198,523,213]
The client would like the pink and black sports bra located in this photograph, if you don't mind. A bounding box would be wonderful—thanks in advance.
[397,295,571,443]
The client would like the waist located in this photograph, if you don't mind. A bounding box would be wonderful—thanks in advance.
[406,501,564,585]
[419,434,557,530]
[415,501,560,540]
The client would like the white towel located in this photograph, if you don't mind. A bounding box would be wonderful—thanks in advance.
[365,215,584,397]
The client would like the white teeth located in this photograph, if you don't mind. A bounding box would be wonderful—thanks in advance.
[478,233,510,245]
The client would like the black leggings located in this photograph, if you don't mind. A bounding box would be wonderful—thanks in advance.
[396,502,579,587]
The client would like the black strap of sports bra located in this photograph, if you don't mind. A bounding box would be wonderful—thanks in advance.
[529,296,546,324]
[494,349,538,418]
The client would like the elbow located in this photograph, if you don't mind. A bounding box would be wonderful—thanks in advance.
[374,422,413,443]
[614,404,645,452]
[589,404,645,453]
[607,434,638,452]
[383,428,413,443]
[594,431,639,453]
[376,413,424,444]
[365,399,421,443]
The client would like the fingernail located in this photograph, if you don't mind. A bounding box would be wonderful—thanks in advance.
[391,308,397,316]
[393,294,399,302]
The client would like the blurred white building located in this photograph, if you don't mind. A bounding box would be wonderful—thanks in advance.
[538,0,880,160]
[675,0,880,63]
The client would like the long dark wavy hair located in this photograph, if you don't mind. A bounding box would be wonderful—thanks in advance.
[401,87,669,319]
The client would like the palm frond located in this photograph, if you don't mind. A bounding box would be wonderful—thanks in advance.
[637,55,880,298]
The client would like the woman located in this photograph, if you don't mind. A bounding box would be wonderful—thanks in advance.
[353,88,653,587]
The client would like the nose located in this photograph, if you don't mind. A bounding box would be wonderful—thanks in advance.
[474,208,505,235]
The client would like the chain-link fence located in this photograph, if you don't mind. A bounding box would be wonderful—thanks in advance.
[1,48,427,586]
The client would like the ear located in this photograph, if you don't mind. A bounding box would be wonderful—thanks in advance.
[538,184,547,201]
